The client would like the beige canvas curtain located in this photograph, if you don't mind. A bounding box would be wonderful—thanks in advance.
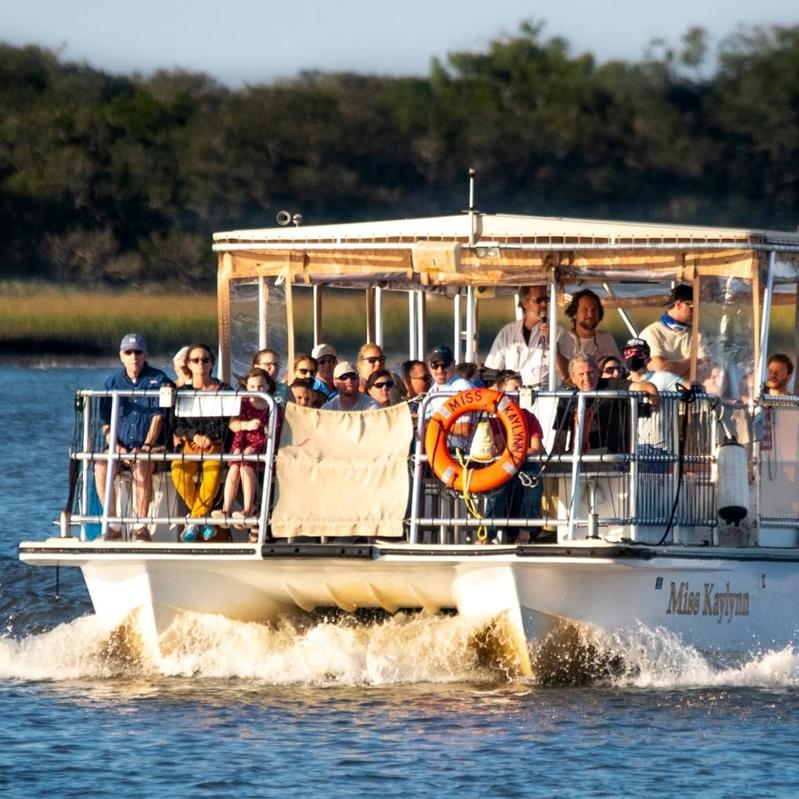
[271,402,413,538]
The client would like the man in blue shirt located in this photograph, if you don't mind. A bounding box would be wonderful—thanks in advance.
[96,333,171,541]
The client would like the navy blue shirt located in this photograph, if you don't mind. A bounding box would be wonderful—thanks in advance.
[100,363,171,448]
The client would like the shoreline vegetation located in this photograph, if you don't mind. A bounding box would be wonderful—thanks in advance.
[2,25,799,288]
[2,282,793,360]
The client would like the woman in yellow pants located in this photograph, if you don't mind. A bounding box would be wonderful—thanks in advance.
[171,343,231,541]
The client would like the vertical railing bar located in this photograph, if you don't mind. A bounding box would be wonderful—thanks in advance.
[256,392,278,549]
[101,393,120,540]
[567,393,586,540]
[80,393,92,542]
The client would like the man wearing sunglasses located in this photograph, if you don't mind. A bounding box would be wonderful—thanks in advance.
[639,284,708,380]
[424,344,475,447]
[322,361,381,411]
[484,285,568,389]
[96,333,172,541]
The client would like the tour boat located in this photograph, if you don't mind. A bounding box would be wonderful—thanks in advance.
[19,201,799,675]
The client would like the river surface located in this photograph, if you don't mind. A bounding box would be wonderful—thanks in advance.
[1,364,798,798]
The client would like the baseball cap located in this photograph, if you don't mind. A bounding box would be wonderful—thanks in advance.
[333,361,358,380]
[666,284,693,306]
[623,337,650,357]
[427,344,454,364]
[120,333,146,352]
[312,343,337,360]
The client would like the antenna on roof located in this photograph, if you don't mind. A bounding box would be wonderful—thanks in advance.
[467,168,477,247]
[276,210,303,227]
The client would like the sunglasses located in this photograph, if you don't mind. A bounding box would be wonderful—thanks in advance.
[189,356,211,364]
[318,356,337,364]
[430,361,452,370]
[297,367,317,376]
[362,355,386,364]
[603,366,622,374]
[123,349,143,356]
[373,380,394,390]
[258,361,278,368]
[338,373,358,381]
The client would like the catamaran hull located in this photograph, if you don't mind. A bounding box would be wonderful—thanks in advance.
[18,540,799,670]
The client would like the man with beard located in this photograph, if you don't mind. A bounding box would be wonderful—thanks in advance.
[560,289,622,367]
[766,354,794,396]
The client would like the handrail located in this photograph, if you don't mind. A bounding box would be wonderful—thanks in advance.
[71,389,278,545]
[410,387,723,545]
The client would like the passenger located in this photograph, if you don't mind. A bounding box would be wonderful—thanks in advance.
[484,285,568,388]
[554,354,658,454]
[639,284,708,380]
[366,369,396,407]
[402,359,431,400]
[293,354,318,383]
[172,345,191,387]
[485,372,545,545]
[766,353,794,396]
[252,348,288,402]
[311,343,338,401]
[560,289,622,365]
[456,362,485,386]
[322,362,381,411]
[357,343,386,391]
[216,367,276,543]
[425,344,474,448]
[171,343,232,542]
[401,359,431,418]
[252,348,281,382]
[95,333,172,542]
[702,366,726,396]
[289,377,320,407]
[623,338,681,393]
[597,354,625,380]
[623,338,681,466]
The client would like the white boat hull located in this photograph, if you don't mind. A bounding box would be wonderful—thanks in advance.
[19,539,799,673]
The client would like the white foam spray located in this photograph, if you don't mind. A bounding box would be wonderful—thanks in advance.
[1,613,797,688]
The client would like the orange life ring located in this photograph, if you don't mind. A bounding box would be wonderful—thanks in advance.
[425,387,529,493]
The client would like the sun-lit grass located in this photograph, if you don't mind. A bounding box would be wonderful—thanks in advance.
[0,283,217,355]
[2,281,795,359]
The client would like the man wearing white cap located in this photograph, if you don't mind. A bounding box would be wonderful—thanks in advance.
[311,342,338,401]
[95,333,171,541]
[322,362,380,411]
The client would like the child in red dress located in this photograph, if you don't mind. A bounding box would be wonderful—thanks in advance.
[217,368,276,539]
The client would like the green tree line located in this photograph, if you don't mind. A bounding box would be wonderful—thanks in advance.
[1,21,798,287]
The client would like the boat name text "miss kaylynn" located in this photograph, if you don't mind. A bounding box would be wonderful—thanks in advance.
[666,581,750,623]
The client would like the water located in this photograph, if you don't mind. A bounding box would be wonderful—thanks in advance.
[2,365,799,798]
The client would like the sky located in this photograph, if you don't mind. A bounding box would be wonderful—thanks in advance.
[2,0,798,86]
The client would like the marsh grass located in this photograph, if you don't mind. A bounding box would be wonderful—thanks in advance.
[2,282,794,360]
[0,283,217,355]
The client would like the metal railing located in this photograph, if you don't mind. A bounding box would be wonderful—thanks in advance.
[65,388,278,545]
[408,388,722,545]
[57,384,785,548]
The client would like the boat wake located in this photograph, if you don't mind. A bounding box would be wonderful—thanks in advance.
[0,612,797,688]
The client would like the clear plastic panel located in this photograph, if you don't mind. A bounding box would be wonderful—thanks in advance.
[229,277,288,381]
[698,276,755,401]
